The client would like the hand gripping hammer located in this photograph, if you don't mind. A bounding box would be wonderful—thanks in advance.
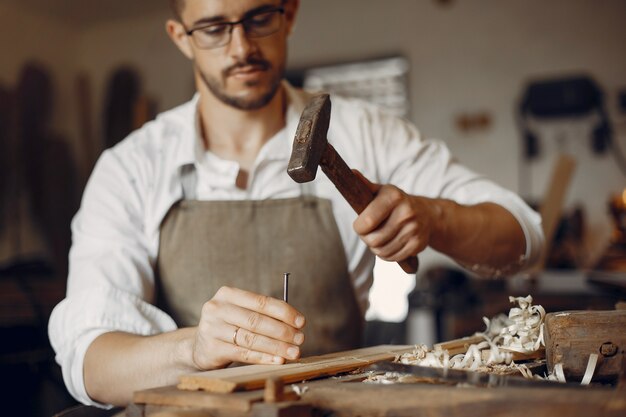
[287,94,418,274]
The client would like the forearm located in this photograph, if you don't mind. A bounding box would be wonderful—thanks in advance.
[429,199,526,273]
[84,328,197,406]
[82,286,306,407]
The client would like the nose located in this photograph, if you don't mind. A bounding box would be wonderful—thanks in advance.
[227,24,256,58]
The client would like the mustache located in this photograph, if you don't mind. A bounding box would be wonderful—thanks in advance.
[223,57,271,77]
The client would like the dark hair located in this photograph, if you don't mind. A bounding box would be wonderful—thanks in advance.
[170,0,289,19]
[169,0,184,19]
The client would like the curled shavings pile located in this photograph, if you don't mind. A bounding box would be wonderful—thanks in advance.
[394,295,545,373]
[367,295,599,385]
[491,295,545,353]
[365,295,547,384]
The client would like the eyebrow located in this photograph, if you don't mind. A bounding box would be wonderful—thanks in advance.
[191,4,280,27]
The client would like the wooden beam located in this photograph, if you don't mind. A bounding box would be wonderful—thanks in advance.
[178,345,414,393]
[533,154,577,272]
[133,385,265,412]
[434,334,484,355]
[482,347,545,363]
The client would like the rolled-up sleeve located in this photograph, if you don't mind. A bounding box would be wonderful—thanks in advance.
[48,149,177,407]
[348,104,544,272]
[390,137,543,270]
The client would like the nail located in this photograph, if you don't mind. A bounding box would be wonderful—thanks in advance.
[283,272,290,303]
[294,332,304,345]
[287,347,299,359]
[295,316,305,328]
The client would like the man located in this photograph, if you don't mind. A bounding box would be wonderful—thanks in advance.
[49,0,543,408]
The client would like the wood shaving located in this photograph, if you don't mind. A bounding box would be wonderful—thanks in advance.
[396,295,545,376]
[368,295,598,385]
[292,384,309,395]
[365,296,549,383]
[580,353,598,386]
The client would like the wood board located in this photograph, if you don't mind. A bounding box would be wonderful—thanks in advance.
[133,373,625,417]
[301,380,625,417]
[533,154,576,272]
[178,345,414,393]
[134,385,271,412]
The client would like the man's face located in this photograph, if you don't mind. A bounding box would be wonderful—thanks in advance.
[172,0,296,110]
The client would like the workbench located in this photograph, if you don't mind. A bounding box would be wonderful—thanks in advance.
[123,345,626,417]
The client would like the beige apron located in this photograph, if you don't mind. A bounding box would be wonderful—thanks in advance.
[156,164,363,355]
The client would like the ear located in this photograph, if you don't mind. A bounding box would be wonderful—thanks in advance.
[166,19,195,60]
[282,0,300,36]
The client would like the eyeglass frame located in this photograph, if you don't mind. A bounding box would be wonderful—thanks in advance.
[183,7,286,50]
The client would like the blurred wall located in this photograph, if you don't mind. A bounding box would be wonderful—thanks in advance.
[4,0,626,270]
[0,3,81,266]
[290,0,626,266]
[0,2,79,147]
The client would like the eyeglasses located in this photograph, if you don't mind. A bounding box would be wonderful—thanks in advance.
[185,7,285,49]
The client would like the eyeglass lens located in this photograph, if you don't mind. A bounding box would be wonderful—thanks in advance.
[191,9,283,49]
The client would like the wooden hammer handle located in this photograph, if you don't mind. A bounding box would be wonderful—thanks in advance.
[320,144,418,274]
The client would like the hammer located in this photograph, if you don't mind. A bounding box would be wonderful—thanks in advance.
[287,94,418,274]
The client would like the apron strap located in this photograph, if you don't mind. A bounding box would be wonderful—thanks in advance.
[180,164,197,200]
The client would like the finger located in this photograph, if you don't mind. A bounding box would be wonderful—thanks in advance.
[365,205,420,255]
[234,327,302,360]
[360,210,406,250]
[213,339,285,365]
[211,321,302,361]
[352,169,381,194]
[213,286,305,329]
[370,229,408,258]
[216,302,305,346]
[374,224,421,260]
[386,237,422,262]
[353,185,404,235]
[193,321,289,369]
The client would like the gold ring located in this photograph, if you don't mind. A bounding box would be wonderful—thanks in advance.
[232,327,239,345]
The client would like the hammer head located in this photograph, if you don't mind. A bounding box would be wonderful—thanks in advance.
[287,94,331,183]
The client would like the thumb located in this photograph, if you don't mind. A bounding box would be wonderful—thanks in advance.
[352,169,381,194]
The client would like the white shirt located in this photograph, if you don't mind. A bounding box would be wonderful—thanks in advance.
[48,82,543,406]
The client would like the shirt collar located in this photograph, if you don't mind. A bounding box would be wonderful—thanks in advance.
[169,81,315,170]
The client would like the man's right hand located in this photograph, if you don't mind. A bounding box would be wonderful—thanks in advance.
[191,286,306,369]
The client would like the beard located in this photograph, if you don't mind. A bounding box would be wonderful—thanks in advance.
[197,56,284,111]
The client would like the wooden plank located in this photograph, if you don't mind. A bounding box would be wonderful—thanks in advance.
[434,334,484,355]
[139,405,238,417]
[533,154,577,272]
[133,385,264,412]
[300,381,625,417]
[251,402,312,417]
[178,345,414,393]
[489,347,545,362]
[433,335,544,361]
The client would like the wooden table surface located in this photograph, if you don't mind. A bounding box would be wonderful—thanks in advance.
[127,372,626,417]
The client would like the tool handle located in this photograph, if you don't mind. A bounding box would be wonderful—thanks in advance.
[397,257,419,274]
[321,144,419,274]
[321,143,375,213]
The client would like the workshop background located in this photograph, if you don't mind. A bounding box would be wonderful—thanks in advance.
[1,0,625,415]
